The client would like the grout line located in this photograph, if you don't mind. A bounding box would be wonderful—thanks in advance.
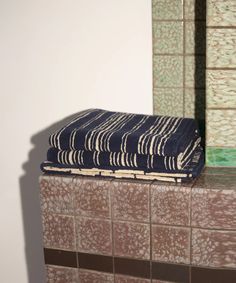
[183,0,186,118]
[207,26,236,29]
[149,182,153,282]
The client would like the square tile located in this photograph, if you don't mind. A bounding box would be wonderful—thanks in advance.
[185,0,206,20]
[152,0,183,20]
[74,177,111,219]
[113,221,150,259]
[153,88,184,117]
[42,213,76,250]
[79,269,114,283]
[115,274,150,283]
[153,56,183,88]
[151,184,190,226]
[46,265,78,283]
[206,109,236,147]
[207,0,236,27]
[185,21,206,55]
[207,70,236,109]
[39,175,74,215]
[112,180,150,222]
[153,22,183,54]
[184,88,205,119]
[192,228,236,268]
[152,225,190,264]
[185,56,205,88]
[207,29,236,68]
[192,186,236,230]
[76,217,112,255]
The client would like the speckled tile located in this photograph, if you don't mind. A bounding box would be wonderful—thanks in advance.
[42,213,76,250]
[207,0,236,27]
[152,0,183,20]
[112,180,149,222]
[185,56,205,88]
[39,175,74,215]
[113,221,150,260]
[206,147,236,167]
[153,88,183,117]
[207,70,236,109]
[185,0,206,20]
[192,185,236,229]
[207,29,236,68]
[206,109,236,147]
[115,274,150,283]
[153,22,183,54]
[153,56,183,88]
[185,21,206,54]
[184,88,205,119]
[151,184,190,226]
[74,177,111,219]
[46,265,78,283]
[79,269,114,283]
[152,225,190,264]
[192,228,236,268]
[76,217,112,255]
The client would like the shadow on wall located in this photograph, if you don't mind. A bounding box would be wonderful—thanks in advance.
[194,0,206,148]
[19,113,78,283]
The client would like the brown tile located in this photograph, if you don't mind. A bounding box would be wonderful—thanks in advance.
[39,175,74,214]
[115,274,150,283]
[78,252,113,273]
[192,228,236,268]
[112,180,150,222]
[193,174,236,190]
[79,269,114,283]
[192,186,236,229]
[76,217,112,255]
[46,265,78,283]
[151,184,190,226]
[113,221,150,259]
[74,177,111,218]
[44,248,77,268]
[152,225,190,264]
[42,213,76,250]
[152,281,174,283]
[203,167,236,176]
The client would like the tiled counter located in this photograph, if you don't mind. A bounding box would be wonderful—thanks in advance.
[39,169,236,283]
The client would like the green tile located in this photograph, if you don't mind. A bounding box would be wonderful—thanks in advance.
[184,88,205,119]
[207,29,236,68]
[153,55,183,88]
[185,0,206,20]
[206,147,236,167]
[206,109,236,148]
[152,0,183,20]
[207,70,236,109]
[185,21,206,55]
[153,88,184,117]
[185,56,205,88]
[153,22,183,54]
[207,0,236,27]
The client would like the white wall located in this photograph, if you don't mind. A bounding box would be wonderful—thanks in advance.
[0,0,152,282]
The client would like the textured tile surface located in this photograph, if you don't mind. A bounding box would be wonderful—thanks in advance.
[203,166,236,175]
[193,173,236,190]
[79,269,114,283]
[184,88,205,119]
[76,217,112,255]
[152,0,183,20]
[42,213,76,250]
[153,88,183,117]
[206,109,236,147]
[112,180,149,222]
[152,225,190,264]
[192,228,236,268]
[151,184,190,226]
[74,177,111,219]
[113,221,150,259]
[40,176,74,214]
[207,0,236,26]
[185,56,205,88]
[153,22,183,54]
[185,21,206,54]
[207,29,236,68]
[207,70,236,109]
[192,186,236,229]
[46,265,78,283]
[153,56,183,88]
[115,274,150,283]
[206,147,236,167]
[185,0,206,20]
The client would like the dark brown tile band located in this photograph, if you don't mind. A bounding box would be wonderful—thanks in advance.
[44,248,77,268]
[114,257,150,279]
[191,266,236,283]
[152,261,190,283]
[78,252,113,273]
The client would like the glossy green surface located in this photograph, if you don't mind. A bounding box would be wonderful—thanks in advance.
[206,147,236,167]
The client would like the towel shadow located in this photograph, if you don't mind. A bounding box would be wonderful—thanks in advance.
[19,113,78,283]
